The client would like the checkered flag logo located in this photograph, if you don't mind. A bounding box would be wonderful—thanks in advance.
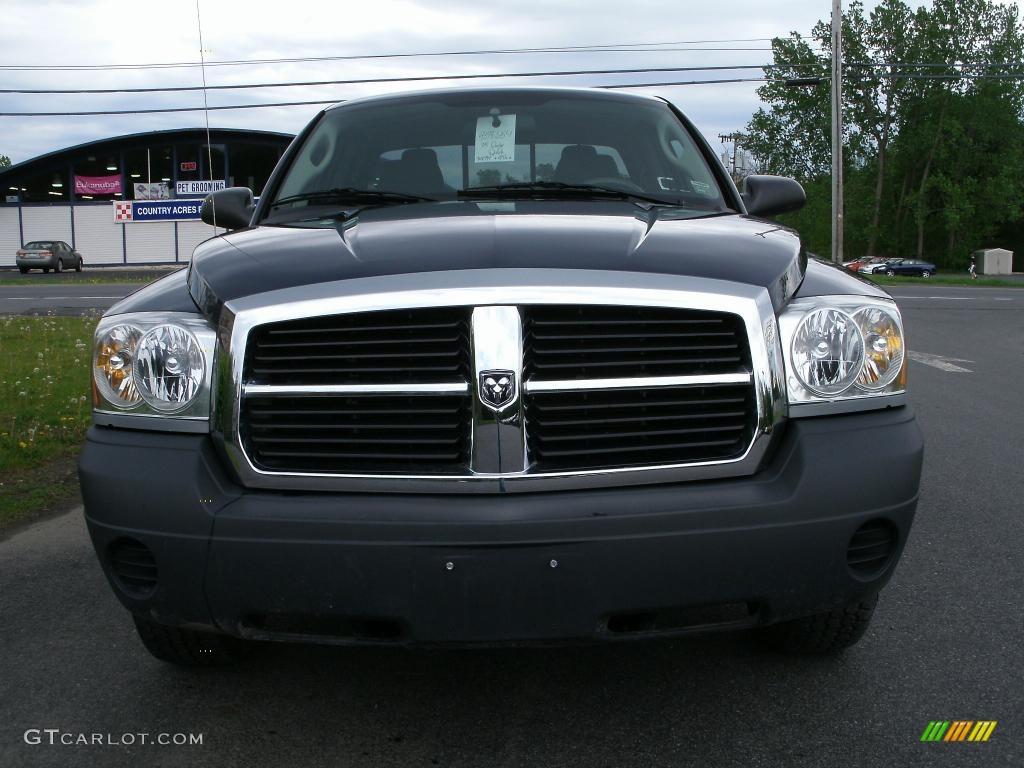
[114,201,133,221]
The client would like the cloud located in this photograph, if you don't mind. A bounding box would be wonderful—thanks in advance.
[0,0,841,161]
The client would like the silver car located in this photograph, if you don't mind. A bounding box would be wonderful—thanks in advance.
[16,240,84,274]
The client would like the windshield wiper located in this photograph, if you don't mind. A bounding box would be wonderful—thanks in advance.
[458,181,684,207]
[270,187,435,209]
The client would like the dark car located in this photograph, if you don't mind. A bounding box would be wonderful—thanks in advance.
[79,88,922,666]
[860,258,936,277]
[15,240,83,273]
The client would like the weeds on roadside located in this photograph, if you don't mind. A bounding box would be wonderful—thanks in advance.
[0,313,97,522]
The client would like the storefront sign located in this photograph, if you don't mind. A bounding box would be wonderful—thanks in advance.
[133,182,171,200]
[75,174,122,195]
[113,199,203,222]
[175,179,225,196]
[180,161,198,172]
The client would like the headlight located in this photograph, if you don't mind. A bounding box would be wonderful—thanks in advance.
[790,307,865,396]
[92,313,216,430]
[94,324,143,408]
[779,296,906,413]
[854,306,904,390]
[133,325,206,412]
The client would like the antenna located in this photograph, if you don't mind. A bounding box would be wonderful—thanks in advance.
[195,0,216,230]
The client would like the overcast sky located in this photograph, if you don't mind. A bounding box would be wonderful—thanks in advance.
[1,0,1019,165]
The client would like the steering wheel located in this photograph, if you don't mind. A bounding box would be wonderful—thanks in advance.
[582,177,647,194]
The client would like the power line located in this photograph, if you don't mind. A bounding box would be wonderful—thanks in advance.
[0,77,780,116]
[0,38,782,72]
[0,64,803,95]
[602,77,768,89]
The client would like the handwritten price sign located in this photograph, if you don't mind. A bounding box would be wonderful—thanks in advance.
[474,115,517,163]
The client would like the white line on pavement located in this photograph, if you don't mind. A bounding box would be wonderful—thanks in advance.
[908,351,974,373]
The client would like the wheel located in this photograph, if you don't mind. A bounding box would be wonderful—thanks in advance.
[19,266,28,274]
[75,259,83,272]
[921,270,931,278]
[56,259,63,273]
[886,269,896,276]
[758,593,878,654]
[132,614,253,666]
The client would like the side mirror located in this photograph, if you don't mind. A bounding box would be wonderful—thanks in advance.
[201,187,254,229]
[740,175,806,218]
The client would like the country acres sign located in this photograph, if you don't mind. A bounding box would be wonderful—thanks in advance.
[113,199,204,223]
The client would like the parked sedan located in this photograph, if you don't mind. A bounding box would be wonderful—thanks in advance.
[15,240,84,274]
[860,258,936,277]
[845,256,885,273]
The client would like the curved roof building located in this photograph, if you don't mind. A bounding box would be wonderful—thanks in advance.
[0,127,293,267]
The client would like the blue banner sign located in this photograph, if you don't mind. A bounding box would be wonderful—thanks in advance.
[113,199,203,222]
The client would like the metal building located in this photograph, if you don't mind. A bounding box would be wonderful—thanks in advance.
[0,128,293,267]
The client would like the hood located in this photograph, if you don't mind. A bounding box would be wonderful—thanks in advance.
[188,200,806,317]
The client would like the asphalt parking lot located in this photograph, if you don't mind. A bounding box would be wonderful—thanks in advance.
[1,283,1022,768]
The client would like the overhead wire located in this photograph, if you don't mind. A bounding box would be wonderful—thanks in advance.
[0,38,786,71]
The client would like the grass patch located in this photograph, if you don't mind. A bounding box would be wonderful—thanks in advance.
[0,315,97,528]
[867,274,1023,288]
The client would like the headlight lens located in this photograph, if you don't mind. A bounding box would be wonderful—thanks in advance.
[92,313,215,427]
[790,307,865,396]
[133,325,206,412]
[94,324,143,408]
[853,306,904,390]
[779,296,906,410]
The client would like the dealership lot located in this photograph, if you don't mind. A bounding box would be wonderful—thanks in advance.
[1,283,1021,767]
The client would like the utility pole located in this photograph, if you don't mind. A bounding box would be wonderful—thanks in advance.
[717,132,745,182]
[831,0,844,264]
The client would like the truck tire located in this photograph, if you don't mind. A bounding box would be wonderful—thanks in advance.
[132,614,252,666]
[759,594,878,654]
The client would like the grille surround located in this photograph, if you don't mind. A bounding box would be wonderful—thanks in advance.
[215,276,784,493]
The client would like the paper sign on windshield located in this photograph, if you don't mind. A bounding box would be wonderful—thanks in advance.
[474,115,516,163]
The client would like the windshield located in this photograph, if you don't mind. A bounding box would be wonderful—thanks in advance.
[23,241,55,249]
[267,92,729,218]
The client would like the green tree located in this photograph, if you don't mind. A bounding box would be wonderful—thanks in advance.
[0,155,10,168]
[743,0,1024,268]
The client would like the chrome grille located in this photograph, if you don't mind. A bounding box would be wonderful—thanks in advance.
[222,276,779,492]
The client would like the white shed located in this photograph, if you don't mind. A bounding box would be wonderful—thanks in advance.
[972,248,1014,275]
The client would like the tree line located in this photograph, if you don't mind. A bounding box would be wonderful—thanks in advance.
[743,0,1024,267]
